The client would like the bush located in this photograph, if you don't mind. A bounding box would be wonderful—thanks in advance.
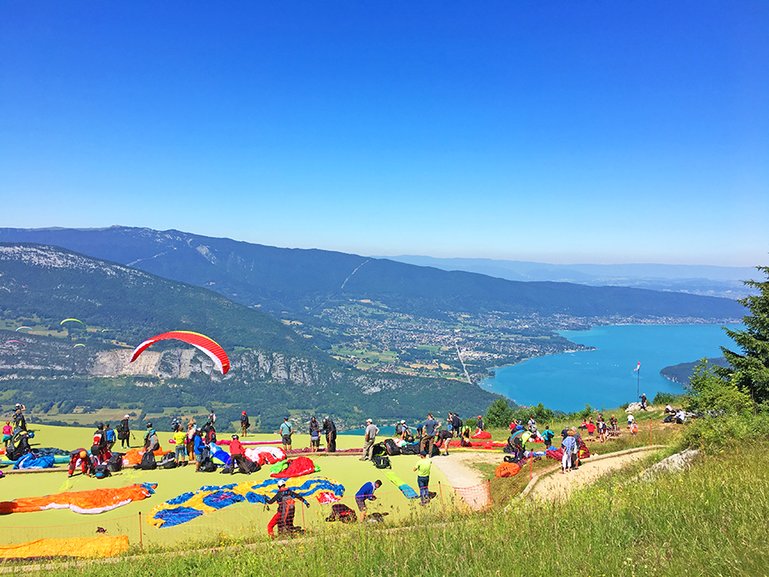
[682,411,769,450]
[686,360,754,416]
[485,399,514,428]
[653,392,684,405]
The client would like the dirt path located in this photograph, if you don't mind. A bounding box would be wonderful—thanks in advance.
[430,452,499,510]
[527,447,659,502]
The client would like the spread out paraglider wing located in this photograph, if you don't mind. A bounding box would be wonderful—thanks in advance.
[129,331,230,375]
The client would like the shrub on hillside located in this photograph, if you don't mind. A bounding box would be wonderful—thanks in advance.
[682,411,769,450]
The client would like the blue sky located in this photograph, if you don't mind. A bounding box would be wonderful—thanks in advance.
[1,2,767,266]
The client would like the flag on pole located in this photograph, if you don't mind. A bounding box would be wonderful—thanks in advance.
[634,361,641,372]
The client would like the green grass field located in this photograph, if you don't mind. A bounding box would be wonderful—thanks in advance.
[0,424,456,550]
[34,440,769,577]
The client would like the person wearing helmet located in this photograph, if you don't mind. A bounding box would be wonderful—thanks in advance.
[144,423,159,452]
[68,448,94,478]
[240,411,250,437]
[266,479,310,537]
[228,434,252,474]
[117,414,131,449]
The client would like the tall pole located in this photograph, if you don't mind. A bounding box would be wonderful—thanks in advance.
[636,365,640,400]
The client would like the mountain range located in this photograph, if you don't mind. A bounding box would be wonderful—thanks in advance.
[0,226,746,430]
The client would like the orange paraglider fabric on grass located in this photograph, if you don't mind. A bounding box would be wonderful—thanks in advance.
[0,535,129,559]
[495,462,521,478]
[123,447,164,466]
[0,483,156,515]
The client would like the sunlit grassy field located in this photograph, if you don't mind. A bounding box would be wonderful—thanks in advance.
[36,441,769,577]
[0,424,455,549]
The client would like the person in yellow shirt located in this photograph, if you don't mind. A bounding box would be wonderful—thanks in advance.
[413,451,432,505]
[173,428,188,466]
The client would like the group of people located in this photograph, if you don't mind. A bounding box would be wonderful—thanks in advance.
[277,415,338,454]
[579,413,622,442]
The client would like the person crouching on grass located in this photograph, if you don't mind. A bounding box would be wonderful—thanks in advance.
[354,480,382,520]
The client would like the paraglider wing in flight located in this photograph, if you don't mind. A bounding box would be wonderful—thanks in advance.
[60,318,86,326]
[129,331,230,375]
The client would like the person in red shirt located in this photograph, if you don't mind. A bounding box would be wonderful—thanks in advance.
[228,434,252,474]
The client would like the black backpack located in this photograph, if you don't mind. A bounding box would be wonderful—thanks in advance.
[106,453,124,472]
[94,464,111,479]
[137,450,157,470]
[384,439,401,456]
[198,458,217,473]
[239,458,260,474]
[372,455,391,469]
[160,452,177,469]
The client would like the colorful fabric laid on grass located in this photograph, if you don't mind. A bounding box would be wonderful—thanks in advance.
[244,446,286,465]
[122,447,165,467]
[0,483,156,515]
[495,462,521,478]
[0,535,130,559]
[447,440,506,450]
[218,439,283,447]
[471,430,492,440]
[316,491,342,504]
[151,477,344,528]
[546,448,564,460]
[385,471,419,500]
[13,454,56,469]
[270,456,318,478]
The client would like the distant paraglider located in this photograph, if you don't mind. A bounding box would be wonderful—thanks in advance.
[129,331,230,375]
[73,343,86,348]
[15,326,32,332]
[60,318,85,327]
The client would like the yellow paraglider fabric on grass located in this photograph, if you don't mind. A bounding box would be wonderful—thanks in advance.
[0,535,129,559]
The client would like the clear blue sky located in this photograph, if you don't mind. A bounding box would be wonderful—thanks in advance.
[1,2,767,266]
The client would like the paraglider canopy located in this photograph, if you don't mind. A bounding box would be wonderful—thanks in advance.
[129,331,230,375]
[60,318,85,327]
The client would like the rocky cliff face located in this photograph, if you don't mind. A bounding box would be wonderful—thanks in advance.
[87,346,322,386]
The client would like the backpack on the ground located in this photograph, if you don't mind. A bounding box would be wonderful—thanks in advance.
[137,450,157,470]
[384,439,401,456]
[430,445,440,458]
[400,443,420,455]
[238,458,260,474]
[106,453,124,472]
[159,452,177,469]
[372,455,391,469]
[198,458,217,473]
[94,464,111,479]
[371,442,387,458]
[326,503,357,523]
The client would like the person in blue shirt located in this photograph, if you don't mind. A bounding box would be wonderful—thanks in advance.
[541,426,555,449]
[354,480,382,519]
[193,428,207,472]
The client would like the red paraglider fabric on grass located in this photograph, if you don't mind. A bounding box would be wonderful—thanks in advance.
[270,456,317,478]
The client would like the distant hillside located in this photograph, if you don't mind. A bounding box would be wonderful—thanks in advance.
[0,227,745,320]
[660,357,729,385]
[0,244,500,428]
[387,255,757,299]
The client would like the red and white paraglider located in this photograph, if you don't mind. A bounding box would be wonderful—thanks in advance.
[129,331,230,375]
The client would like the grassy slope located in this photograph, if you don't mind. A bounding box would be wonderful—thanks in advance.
[37,441,769,577]
[0,424,453,549]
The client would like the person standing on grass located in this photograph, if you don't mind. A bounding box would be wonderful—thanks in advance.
[476,415,484,433]
[414,450,432,504]
[173,426,188,466]
[597,417,607,443]
[361,418,378,461]
[279,417,293,452]
[420,413,438,456]
[322,416,337,453]
[541,425,555,449]
[266,479,310,538]
[354,479,382,520]
[561,431,576,473]
[640,393,648,411]
[240,411,250,437]
[309,416,321,452]
[104,423,116,451]
[117,415,131,448]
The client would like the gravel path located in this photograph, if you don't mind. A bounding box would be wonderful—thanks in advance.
[430,452,500,510]
[528,447,658,502]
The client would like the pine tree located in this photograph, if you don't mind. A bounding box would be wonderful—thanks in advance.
[719,265,769,404]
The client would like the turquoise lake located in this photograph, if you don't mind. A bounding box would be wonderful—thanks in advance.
[482,324,741,412]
